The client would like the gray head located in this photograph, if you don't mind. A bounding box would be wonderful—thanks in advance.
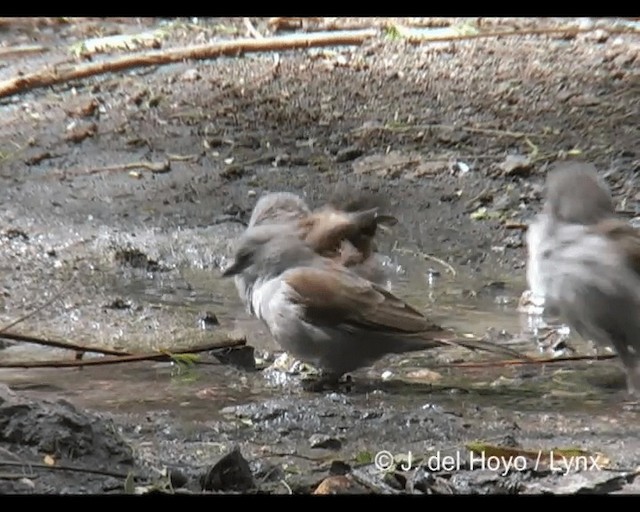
[248,192,311,228]
[222,224,318,281]
[544,161,615,225]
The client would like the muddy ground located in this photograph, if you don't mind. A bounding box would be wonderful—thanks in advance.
[0,17,639,494]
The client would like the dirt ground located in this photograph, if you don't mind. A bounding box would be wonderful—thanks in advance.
[0,17,639,494]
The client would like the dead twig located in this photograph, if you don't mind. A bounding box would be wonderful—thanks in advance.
[396,25,639,44]
[0,447,23,462]
[0,29,378,100]
[167,153,201,162]
[243,17,264,39]
[0,45,49,59]
[84,160,171,176]
[0,331,129,356]
[448,125,541,140]
[0,460,132,480]
[434,352,617,369]
[503,221,528,230]
[0,336,246,369]
[464,186,490,212]
[279,480,293,495]
[0,278,76,333]
[384,122,544,140]
[392,244,457,277]
[227,153,277,169]
[267,17,325,33]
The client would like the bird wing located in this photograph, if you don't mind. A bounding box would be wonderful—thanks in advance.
[299,208,379,257]
[546,231,640,370]
[283,264,440,334]
[592,218,640,277]
[283,265,531,360]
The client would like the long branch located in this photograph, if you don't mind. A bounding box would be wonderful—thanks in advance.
[435,352,617,369]
[0,278,77,333]
[0,331,129,356]
[0,460,132,480]
[0,336,246,368]
[0,29,377,100]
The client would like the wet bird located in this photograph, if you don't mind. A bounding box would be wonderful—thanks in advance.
[233,191,398,313]
[247,191,311,228]
[222,223,529,386]
[249,190,397,268]
[525,161,617,310]
[530,160,640,394]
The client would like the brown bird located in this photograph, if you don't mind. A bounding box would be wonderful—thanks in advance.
[297,202,397,278]
[525,161,617,309]
[531,160,640,394]
[250,190,396,268]
[222,223,530,387]
[233,191,397,312]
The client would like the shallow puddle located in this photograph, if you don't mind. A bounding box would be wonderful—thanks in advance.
[0,243,631,423]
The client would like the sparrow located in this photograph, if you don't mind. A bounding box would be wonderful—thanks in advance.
[222,223,529,385]
[247,191,312,228]
[524,161,617,311]
[531,160,640,394]
[249,190,397,266]
[233,191,398,313]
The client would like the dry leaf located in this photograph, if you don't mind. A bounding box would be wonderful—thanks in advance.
[314,475,355,495]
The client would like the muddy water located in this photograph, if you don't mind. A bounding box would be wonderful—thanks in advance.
[0,241,629,424]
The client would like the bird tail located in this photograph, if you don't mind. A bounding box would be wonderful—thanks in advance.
[433,334,534,361]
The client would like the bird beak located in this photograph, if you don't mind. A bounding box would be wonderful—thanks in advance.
[349,209,398,228]
[374,214,398,227]
[346,207,377,227]
[352,209,398,235]
[221,259,244,277]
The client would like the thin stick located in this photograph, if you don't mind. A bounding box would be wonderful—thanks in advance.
[393,245,457,277]
[382,122,543,140]
[0,29,378,100]
[0,460,132,480]
[0,279,75,333]
[0,331,129,356]
[279,479,293,495]
[396,25,639,44]
[243,18,264,39]
[0,337,246,368]
[0,447,22,462]
[503,221,528,230]
[434,352,617,369]
[0,45,49,58]
[83,160,171,176]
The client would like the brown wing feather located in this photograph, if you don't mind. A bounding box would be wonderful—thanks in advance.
[593,218,640,276]
[298,210,355,258]
[299,208,380,259]
[284,265,445,334]
[285,265,533,360]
